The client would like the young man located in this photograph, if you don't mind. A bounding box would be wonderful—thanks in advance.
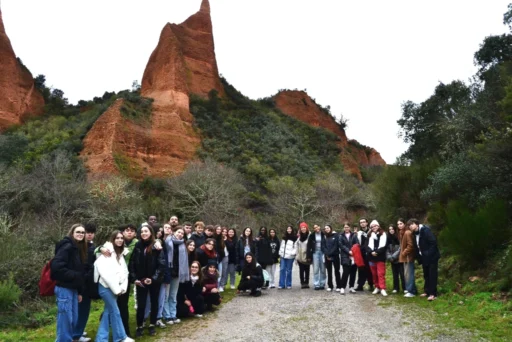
[169,215,179,231]
[190,221,206,247]
[399,219,417,297]
[355,218,374,291]
[183,222,193,240]
[408,218,440,301]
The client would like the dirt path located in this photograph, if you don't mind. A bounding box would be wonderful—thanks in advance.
[158,266,471,342]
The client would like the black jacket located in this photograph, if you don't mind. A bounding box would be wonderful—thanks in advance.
[365,232,388,262]
[241,264,264,287]
[225,239,237,265]
[255,237,274,268]
[322,233,340,258]
[307,232,326,260]
[236,237,256,264]
[196,247,218,269]
[386,234,401,264]
[177,279,203,303]
[268,237,280,264]
[51,237,85,293]
[417,225,440,265]
[128,241,166,283]
[339,232,358,266]
[189,233,206,248]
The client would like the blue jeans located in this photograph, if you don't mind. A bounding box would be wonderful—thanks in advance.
[219,256,229,287]
[96,284,127,342]
[72,294,91,339]
[312,250,326,287]
[279,258,294,288]
[163,277,179,319]
[55,286,78,342]
[404,261,418,294]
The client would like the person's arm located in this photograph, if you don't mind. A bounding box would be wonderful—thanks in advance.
[51,244,82,283]
[400,232,413,258]
[152,249,166,282]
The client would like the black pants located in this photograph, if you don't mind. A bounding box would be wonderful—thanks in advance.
[117,284,131,337]
[298,262,310,285]
[422,262,438,296]
[341,264,357,288]
[325,255,341,289]
[177,294,205,318]
[238,279,263,293]
[135,282,159,327]
[357,257,374,288]
[204,293,221,310]
[391,262,406,292]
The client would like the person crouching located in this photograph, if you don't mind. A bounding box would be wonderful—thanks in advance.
[238,252,264,297]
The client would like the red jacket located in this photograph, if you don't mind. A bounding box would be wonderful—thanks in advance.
[351,244,365,267]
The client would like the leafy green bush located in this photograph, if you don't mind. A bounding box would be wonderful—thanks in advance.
[440,200,510,268]
[0,274,22,310]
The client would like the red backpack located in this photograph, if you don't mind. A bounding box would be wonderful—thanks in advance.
[39,259,57,296]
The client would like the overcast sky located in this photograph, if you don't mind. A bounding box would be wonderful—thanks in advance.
[2,0,510,163]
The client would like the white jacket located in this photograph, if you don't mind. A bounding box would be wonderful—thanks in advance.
[279,239,297,259]
[94,242,129,295]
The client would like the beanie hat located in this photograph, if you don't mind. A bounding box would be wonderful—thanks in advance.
[207,260,218,268]
[299,222,308,229]
[370,220,380,227]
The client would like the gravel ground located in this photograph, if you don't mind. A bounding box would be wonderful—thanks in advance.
[158,265,474,342]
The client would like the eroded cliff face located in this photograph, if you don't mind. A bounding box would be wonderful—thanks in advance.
[83,0,223,177]
[0,9,44,131]
[274,90,386,179]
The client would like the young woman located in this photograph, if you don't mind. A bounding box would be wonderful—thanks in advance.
[398,218,417,297]
[225,228,238,289]
[163,228,189,325]
[202,261,222,311]
[255,226,273,289]
[197,238,218,269]
[186,240,198,267]
[176,261,205,318]
[387,224,405,294]
[238,252,264,296]
[129,225,165,337]
[268,229,280,288]
[339,222,359,294]
[94,231,133,342]
[51,224,87,342]
[307,224,326,290]
[278,225,297,289]
[215,225,228,292]
[366,220,388,297]
[236,227,256,269]
[294,223,310,289]
[323,225,341,292]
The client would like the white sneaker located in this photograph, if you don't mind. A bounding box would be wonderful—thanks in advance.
[392,289,397,294]
[156,319,166,328]
[339,288,345,295]
[82,332,88,337]
[349,288,356,293]
[286,287,292,289]
[219,287,224,292]
[335,288,341,292]
[121,338,135,342]
[231,285,236,290]
[77,337,91,342]
[404,290,409,294]
[326,288,332,292]
[372,288,381,295]
[195,314,203,318]
[381,290,388,296]
[404,293,415,298]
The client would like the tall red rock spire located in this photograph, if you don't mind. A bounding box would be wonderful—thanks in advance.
[0,8,44,131]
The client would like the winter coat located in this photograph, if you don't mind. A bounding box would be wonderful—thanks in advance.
[279,238,297,260]
[357,229,371,258]
[398,230,416,263]
[197,246,218,269]
[94,242,129,295]
[189,233,206,248]
[386,234,401,264]
[128,241,166,283]
[417,225,440,265]
[268,238,281,264]
[351,244,365,267]
[202,269,219,294]
[51,236,85,293]
[178,278,203,304]
[236,237,256,263]
[339,232,358,266]
[241,264,264,287]
[255,237,274,268]
[225,239,237,265]
[294,235,309,264]
[215,236,226,261]
[307,232,326,260]
[322,233,340,259]
[366,232,388,262]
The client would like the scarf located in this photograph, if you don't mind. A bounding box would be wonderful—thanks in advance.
[284,233,298,243]
[299,232,309,242]
[166,235,190,283]
[190,274,199,286]
[200,244,217,258]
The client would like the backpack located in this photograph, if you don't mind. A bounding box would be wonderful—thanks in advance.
[39,259,56,296]
[262,268,270,288]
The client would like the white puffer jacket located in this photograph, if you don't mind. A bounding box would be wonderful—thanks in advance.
[94,242,129,295]
[279,239,297,259]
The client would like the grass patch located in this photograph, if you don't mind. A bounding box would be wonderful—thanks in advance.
[118,91,153,127]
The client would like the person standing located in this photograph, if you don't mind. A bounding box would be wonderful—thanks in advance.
[51,224,87,342]
[190,222,206,248]
[355,218,374,291]
[323,225,341,292]
[408,218,440,301]
[398,218,418,298]
[278,226,297,289]
[255,227,273,289]
[338,223,359,294]
[225,228,238,289]
[387,224,405,293]
[237,227,256,269]
[366,220,388,297]
[307,224,326,290]
[294,223,310,289]
[267,229,280,289]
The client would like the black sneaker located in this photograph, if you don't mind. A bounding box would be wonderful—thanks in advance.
[251,290,262,297]
[136,327,143,337]
[148,325,156,336]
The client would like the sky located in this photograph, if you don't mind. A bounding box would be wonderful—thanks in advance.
[2,0,511,164]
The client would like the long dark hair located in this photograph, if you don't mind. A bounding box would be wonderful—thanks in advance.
[109,230,125,260]
[244,252,256,269]
[242,227,253,246]
[68,224,87,263]
[227,228,237,241]
[283,225,297,242]
[140,224,156,255]
[269,229,278,241]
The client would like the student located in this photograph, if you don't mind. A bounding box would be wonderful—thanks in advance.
[202,261,222,311]
[183,222,193,240]
[409,218,440,301]
[197,238,218,269]
[307,224,326,290]
[129,225,165,337]
[387,224,405,293]
[237,227,256,269]
[338,222,359,294]
[278,225,297,289]
[267,229,280,288]
[366,220,388,297]
[323,225,341,292]
[295,223,310,289]
[186,240,198,267]
[190,222,206,247]
[218,227,230,292]
[398,218,417,298]
[255,227,273,289]
[238,252,264,296]
[355,218,374,291]
[153,223,172,328]
[176,261,205,318]
[94,231,133,342]
[51,224,87,342]
[225,228,238,289]
[214,225,227,292]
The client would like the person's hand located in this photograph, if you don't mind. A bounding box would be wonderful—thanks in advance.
[349,251,353,256]
[135,280,144,287]
[100,247,112,257]
[246,276,250,279]
[78,295,82,303]
[372,252,377,256]
[154,240,163,250]
[202,287,206,292]
[211,288,219,293]
[144,278,152,285]
[184,299,191,306]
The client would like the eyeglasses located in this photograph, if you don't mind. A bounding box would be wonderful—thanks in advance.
[75,231,85,234]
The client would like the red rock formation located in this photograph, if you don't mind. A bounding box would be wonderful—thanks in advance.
[274,90,386,179]
[0,9,44,131]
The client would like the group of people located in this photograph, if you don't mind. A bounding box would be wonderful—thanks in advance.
[50,215,440,341]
